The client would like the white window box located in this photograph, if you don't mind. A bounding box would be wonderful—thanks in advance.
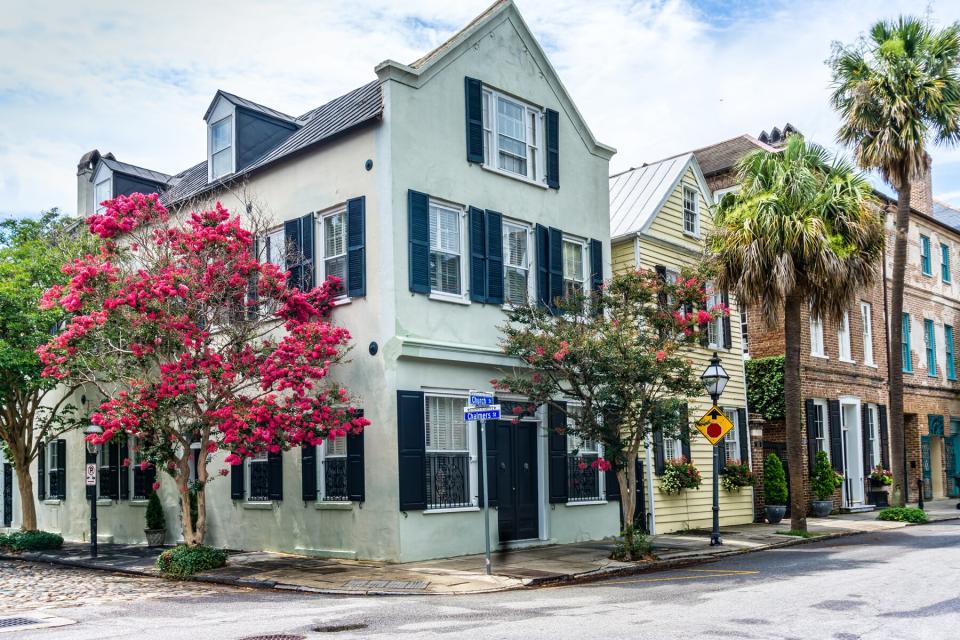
[423,506,481,515]
[315,501,354,511]
[243,501,274,510]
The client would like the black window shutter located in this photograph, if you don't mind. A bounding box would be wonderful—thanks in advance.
[119,438,129,500]
[108,441,120,499]
[545,108,559,189]
[698,283,709,348]
[346,196,366,297]
[653,428,665,475]
[680,403,691,461]
[861,405,872,471]
[397,390,427,511]
[827,399,844,474]
[805,399,818,475]
[230,459,245,500]
[37,443,45,501]
[737,408,749,464]
[469,206,487,303]
[86,447,96,500]
[100,441,118,500]
[878,405,890,470]
[247,236,259,319]
[485,210,504,305]
[548,227,563,310]
[144,466,156,499]
[536,224,550,307]
[718,438,727,472]
[347,429,365,503]
[301,445,316,502]
[407,190,431,294]
[548,402,568,503]
[299,213,315,291]
[477,421,499,507]
[464,77,484,164]
[722,290,732,350]
[655,265,668,308]
[605,467,620,501]
[56,439,67,500]
[284,218,302,290]
[590,239,602,292]
[267,452,284,501]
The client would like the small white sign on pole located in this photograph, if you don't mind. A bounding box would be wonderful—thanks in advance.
[85,463,97,487]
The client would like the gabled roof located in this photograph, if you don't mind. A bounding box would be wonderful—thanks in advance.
[99,157,172,185]
[609,153,711,240]
[691,134,777,177]
[203,89,299,125]
[409,0,509,70]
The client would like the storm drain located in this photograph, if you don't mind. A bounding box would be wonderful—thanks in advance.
[0,618,40,630]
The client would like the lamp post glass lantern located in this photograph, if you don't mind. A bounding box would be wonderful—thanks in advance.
[84,424,102,558]
[701,352,729,547]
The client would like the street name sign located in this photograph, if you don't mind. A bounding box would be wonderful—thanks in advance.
[468,391,495,407]
[695,405,733,446]
[464,405,501,421]
[85,463,97,486]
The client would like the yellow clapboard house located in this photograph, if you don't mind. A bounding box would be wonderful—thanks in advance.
[609,153,754,533]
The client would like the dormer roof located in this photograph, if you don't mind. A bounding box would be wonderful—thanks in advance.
[203,90,299,125]
[97,156,172,186]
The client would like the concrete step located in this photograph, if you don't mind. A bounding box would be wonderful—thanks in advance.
[841,505,876,513]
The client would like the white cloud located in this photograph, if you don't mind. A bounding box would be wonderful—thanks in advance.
[3,0,960,216]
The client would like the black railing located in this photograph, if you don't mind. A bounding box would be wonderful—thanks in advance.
[324,458,349,501]
[249,460,271,502]
[426,453,470,509]
[568,456,601,503]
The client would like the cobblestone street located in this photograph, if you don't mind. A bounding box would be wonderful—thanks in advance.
[0,560,242,614]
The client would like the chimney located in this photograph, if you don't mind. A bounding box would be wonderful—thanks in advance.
[76,149,101,216]
[909,152,933,216]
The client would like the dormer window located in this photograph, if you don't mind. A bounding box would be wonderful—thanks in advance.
[209,115,234,180]
[94,176,112,214]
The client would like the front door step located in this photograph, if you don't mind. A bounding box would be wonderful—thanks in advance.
[841,504,875,513]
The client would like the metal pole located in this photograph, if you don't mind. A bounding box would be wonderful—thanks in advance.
[90,494,98,558]
[917,478,925,511]
[710,392,722,546]
[480,418,492,575]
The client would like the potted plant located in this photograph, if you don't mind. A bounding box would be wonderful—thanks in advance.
[763,452,788,523]
[720,460,755,493]
[810,450,837,517]
[869,465,893,488]
[659,457,702,495]
[144,490,166,547]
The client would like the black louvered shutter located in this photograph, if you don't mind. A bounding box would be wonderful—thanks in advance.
[861,405,872,471]
[397,390,427,511]
[485,210,504,305]
[545,108,559,189]
[653,428,665,475]
[464,77,484,164]
[230,459,245,500]
[108,441,120,499]
[548,402,568,503]
[144,466,156,500]
[469,207,487,303]
[300,213,314,291]
[827,399,844,474]
[56,439,67,500]
[346,196,366,297]
[86,447,96,500]
[722,290,732,350]
[284,218,302,290]
[605,467,620,500]
[477,421,499,507]
[536,224,550,307]
[37,444,45,501]
[737,408,749,463]
[119,438,129,500]
[267,452,283,501]
[878,405,890,469]
[100,441,118,500]
[680,403,691,461]
[247,236,259,319]
[590,239,603,291]
[655,265,668,308]
[301,445,317,502]
[347,429,365,502]
[548,227,563,310]
[806,399,819,474]
[407,190,431,294]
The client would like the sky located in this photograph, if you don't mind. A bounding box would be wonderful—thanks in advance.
[3,0,960,218]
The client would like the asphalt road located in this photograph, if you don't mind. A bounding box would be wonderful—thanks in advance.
[5,520,959,640]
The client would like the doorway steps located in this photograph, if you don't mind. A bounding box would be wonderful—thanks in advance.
[841,505,876,514]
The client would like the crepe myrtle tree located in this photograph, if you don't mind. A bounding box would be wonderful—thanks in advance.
[494,267,725,558]
[38,193,369,545]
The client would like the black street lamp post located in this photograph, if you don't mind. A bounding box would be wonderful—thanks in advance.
[700,352,730,547]
[85,424,102,559]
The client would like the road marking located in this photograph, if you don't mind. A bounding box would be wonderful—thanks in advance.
[572,569,760,588]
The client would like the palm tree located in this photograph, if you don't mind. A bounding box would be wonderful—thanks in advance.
[710,136,884,531]
[830,17,960,506]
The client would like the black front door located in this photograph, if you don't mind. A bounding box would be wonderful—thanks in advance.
[3,463,12,527]
[493,421,539,542]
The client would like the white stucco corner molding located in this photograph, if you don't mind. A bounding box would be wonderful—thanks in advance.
[396,336,521,368]
[373,0,615,161]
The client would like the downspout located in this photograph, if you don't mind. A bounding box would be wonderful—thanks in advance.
[644,433,657,535]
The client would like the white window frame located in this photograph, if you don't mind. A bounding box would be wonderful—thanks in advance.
[706,281,725,349]
[812,399,830,462]
[94,177,112,214]
[565,403,605,504]
[245,451,270,503]
[481,87,546,186]
[46,440,61,498]
[741,308,750,359]
[502,219,535,308]
[208,114,235,181]
[838,310,854,362]
[663,435,685,463]
[127,435,138,499]
[561,236,587,301]
[317,436,350,503]
[317,207,348,300]
[864,404,881,470]
[723,408,741,464]
[682,186,700,236]
[428,200,469,304]
[810,313,826,357]
[860,302,875,366]
[424,393,478,511]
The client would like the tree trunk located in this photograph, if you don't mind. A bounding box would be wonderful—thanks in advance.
[887,185,910,507]
[784,292,807,532]
[176,453,200,546]
[15,465,37,531]
[616,449,639,559]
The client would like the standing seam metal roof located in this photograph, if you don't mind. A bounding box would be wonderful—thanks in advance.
[609,154,694,239]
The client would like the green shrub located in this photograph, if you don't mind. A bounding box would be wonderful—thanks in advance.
[811,450,837,501]
[145,491,165,531]
[745,356,785,420]
[763,453,788,505]
[612,525,653,561]
[0,530,64,551]
[156,544,227,578]
[877,507,928,524]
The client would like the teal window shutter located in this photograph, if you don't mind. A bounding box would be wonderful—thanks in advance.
[946,324,956,380]
[903,313,913,372]
[921,235,932,275]
[942,243,952,283]
[925,318,937,377]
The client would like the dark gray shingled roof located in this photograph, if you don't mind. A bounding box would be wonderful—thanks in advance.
[691,135,778,177]
[101,157,172,184]
[161,80,382,206]
[933,200,960,232]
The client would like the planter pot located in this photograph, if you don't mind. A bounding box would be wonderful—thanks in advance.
[764,505,786,524]
[810,500,833,517]
[144,529,165,547]
[869,478,891,489]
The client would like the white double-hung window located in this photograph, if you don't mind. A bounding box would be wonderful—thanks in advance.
[723,409,741,463]
[429,202,464,297]
[424,395,473,509]
[811,399,829,461]
[861,302,875,365]
[810,312,826,357]
[209,115,234,180]
[503,220,532,306]
[683,186,700,235]
[566,405,604,503]
[562,238,586,299]
[94,178,112,214]
[317,436,349,502]
[482,88,543,183]
[320,209,347,294]
[706,281,725,348]
[838,311,853,362]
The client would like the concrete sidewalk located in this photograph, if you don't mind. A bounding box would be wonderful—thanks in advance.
[4,504,956,596]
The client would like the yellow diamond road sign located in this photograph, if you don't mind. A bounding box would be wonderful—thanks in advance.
[696,405,733,446]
